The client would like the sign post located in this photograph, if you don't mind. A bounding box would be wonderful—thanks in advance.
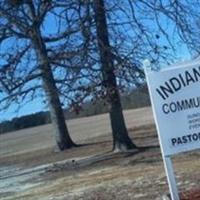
[163,157,179,200]
[144,59,200,200]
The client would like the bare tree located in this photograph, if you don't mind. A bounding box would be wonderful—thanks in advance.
[93,0,137,151]
[68,0,200,151]
[0,0,77,150]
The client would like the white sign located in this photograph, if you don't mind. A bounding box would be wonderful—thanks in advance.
[145,59,200,200]
[146,61,200,156]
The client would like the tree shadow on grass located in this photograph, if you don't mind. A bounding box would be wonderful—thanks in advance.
[78,140,111,147]
[48,144,161,173]
[71,145,159,168]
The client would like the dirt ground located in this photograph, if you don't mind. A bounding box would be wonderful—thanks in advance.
[0,107,200,200]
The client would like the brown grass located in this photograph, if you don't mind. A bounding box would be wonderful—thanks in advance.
[0,107,200,200]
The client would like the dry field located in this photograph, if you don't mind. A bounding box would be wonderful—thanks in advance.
[0,107,200,200]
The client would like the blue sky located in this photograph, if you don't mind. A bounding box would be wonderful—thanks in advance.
[0,1,196,122]
[0,45,191,123]
[0,9,60,122]
[0,4,89,122]
[0,98,46,122]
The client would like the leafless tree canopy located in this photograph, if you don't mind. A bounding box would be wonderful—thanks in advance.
[1,0,199,110]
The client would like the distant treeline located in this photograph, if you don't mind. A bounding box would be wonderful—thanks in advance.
[0,86,150,134]
[0,112,51,134]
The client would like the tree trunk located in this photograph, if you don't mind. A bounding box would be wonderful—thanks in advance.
[31,27,77,151]
[93,0,137,151]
